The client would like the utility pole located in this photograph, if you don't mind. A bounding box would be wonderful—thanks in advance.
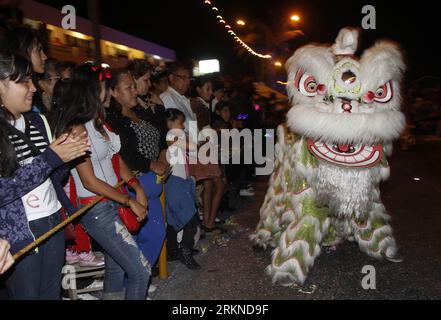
[88,0,102,64]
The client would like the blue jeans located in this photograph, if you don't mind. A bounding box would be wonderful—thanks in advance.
[5,212,65,300]
[80,200,150,300]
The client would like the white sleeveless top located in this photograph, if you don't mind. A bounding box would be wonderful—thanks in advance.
[71,120,121,198]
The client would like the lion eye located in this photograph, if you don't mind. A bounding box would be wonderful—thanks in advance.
[296,71,318,97]
[306,81,317,92]
[376,87,385,97]
[374,81,393,103]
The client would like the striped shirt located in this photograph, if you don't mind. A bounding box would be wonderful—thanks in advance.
[8,118,48,165]
[8,115,61,221]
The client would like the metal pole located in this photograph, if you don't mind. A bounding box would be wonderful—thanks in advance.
[88,0,102,64]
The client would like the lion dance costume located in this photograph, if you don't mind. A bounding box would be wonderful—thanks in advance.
[251,28,406,285]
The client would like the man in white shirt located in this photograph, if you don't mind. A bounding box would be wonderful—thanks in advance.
[160,64,196,132]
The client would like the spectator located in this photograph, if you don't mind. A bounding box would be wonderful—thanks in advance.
[106,67,167,278]
[37,58,59,112]
[212,101,255,199]
[55,61,76,80]
[50,78,105,268]
[128,60,168,153]
[52,63,150,300]
[190,76,225,234]
[3,26,49,116]
[3,26,47,74]
[164,108,201,270]
[212,101,232,129]
[211,78,226,113]
[150,66,169,100]
[0,51,89,299]
[160,62,195,132]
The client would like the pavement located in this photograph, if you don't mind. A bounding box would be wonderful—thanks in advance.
[151,141,441,300]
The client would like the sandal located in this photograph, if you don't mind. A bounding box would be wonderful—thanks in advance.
[202,225,227,234]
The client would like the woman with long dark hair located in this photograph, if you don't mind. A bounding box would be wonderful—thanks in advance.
[0,51,90,299]
[50,78,105,268]
[106,67,167,274]
[128,60,168,148]
[37,58,59,112]
[51,63,151,300]
[3,26,49,115]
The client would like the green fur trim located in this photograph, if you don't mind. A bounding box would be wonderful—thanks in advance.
[370,215,388,230]
[380,147,389,167]
[301,197,329,223]
[295,222,319,256]
[294,178,309,194]
[299,138,318,168]
[322,224,340,246]
[282,123,301,145]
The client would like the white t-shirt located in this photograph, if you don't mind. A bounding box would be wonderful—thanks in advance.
[160,87,196,133]
[71,121,121,197]
[166,132,192,180]
[9,116,61,221]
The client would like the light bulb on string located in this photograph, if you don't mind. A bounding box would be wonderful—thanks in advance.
[203,0,272,60]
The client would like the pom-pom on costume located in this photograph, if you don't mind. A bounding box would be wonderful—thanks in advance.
[251,28,406,286]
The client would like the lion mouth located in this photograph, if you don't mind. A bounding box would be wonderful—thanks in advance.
[307,139,383,168]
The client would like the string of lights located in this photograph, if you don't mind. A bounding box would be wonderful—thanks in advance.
[203,0,272,59]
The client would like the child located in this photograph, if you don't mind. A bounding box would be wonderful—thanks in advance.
[212,101,232,132]
[164,108,200,270]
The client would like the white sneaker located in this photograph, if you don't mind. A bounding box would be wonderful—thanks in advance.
[65,249,80,265]
[240,189,255,196]
[77,293,100,300]
[148,284,157,294]
[78,251,105,267]
[84,279,103,290]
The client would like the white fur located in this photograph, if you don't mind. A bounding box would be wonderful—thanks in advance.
[286,37,406,145]
[360,40,406,94]
[332,27,359,55]
[254,28,404,286]
[287,104,405,145]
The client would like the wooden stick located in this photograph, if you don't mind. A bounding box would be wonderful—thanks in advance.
[159,183,168,279]
[13,180,126,261]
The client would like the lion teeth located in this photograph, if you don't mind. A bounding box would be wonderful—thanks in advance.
[361,150,371,157]
[318,146,329,154]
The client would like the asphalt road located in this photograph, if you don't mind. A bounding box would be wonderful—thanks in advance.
[152,141,441,300]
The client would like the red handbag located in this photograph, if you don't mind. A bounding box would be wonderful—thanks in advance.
[104,122,141,233]
[115,169,140,234]
[118,206,140,233]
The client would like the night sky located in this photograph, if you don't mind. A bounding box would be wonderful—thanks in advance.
[37,0,440,82]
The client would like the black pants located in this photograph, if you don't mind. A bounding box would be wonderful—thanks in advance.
[166,214,199,252]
